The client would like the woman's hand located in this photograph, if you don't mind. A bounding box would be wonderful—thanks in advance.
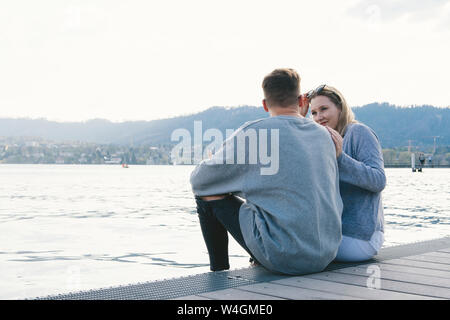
[326,126,343,158]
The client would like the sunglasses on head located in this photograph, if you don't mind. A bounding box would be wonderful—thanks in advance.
[306,84,342,105]
[306,84,326,100]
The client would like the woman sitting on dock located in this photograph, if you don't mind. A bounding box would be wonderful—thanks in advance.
[304,85,386,262]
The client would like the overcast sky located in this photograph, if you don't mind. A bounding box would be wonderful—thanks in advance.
[0,0,449,122]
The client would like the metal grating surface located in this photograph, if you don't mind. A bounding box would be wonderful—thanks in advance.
[220,265,287,283]
[35,236,450,300]
[36,271,255,300]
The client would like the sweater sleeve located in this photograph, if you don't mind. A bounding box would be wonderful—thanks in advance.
[337,125,386,193]
[190,128,247,196]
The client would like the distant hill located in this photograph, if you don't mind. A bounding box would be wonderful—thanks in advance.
[352,103,449,148]
[0,103,449,148]
[0,107,269,146]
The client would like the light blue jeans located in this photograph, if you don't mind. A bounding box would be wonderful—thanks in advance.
[335,231,384,262]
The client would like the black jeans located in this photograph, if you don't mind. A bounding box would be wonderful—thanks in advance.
[195,195,257,271]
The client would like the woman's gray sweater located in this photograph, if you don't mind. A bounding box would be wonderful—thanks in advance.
[337,123,386,241]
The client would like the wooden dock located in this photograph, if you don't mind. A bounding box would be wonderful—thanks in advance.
[38,237,450,300]
[175,251,450,300]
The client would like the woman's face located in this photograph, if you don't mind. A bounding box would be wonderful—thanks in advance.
[310,95,341,130]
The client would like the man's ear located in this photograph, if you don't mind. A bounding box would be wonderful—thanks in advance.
[262,99,269,112]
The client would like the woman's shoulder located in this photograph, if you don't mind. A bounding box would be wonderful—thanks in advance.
[345,122,378,139]
[344,122,382,152]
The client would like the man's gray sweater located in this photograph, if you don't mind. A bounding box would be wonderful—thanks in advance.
[190,115,343,275]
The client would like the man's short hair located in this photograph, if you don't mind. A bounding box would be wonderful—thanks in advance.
[262,68,301,108]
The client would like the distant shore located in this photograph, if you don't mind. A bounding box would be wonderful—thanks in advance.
[384,164,450,168]
[1,163,450,169]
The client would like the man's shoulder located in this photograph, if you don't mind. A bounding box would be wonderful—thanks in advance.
[234,116,327,144]
[238,118,268,130]
[241,116,316,130]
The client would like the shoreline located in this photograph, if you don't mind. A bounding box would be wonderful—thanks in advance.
[1,163,450,168]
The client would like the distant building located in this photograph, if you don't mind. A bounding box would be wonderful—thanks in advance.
[104,157,121,164]
[59,152,74,157]
[25,141,40,147]
[32,152,44,158]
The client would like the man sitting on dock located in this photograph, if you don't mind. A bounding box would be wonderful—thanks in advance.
[190,68,343,275]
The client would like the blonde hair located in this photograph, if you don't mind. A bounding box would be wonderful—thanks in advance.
[309,85,357,136]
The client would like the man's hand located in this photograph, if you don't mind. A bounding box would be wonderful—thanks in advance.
[326,126,343,158]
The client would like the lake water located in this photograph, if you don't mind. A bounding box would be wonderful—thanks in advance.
[0,165,449,299]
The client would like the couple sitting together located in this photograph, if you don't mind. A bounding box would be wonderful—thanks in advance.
[190,68,386,275]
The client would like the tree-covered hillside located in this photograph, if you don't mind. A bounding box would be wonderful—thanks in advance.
[352,103,449,148]
[0,103,448,148]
